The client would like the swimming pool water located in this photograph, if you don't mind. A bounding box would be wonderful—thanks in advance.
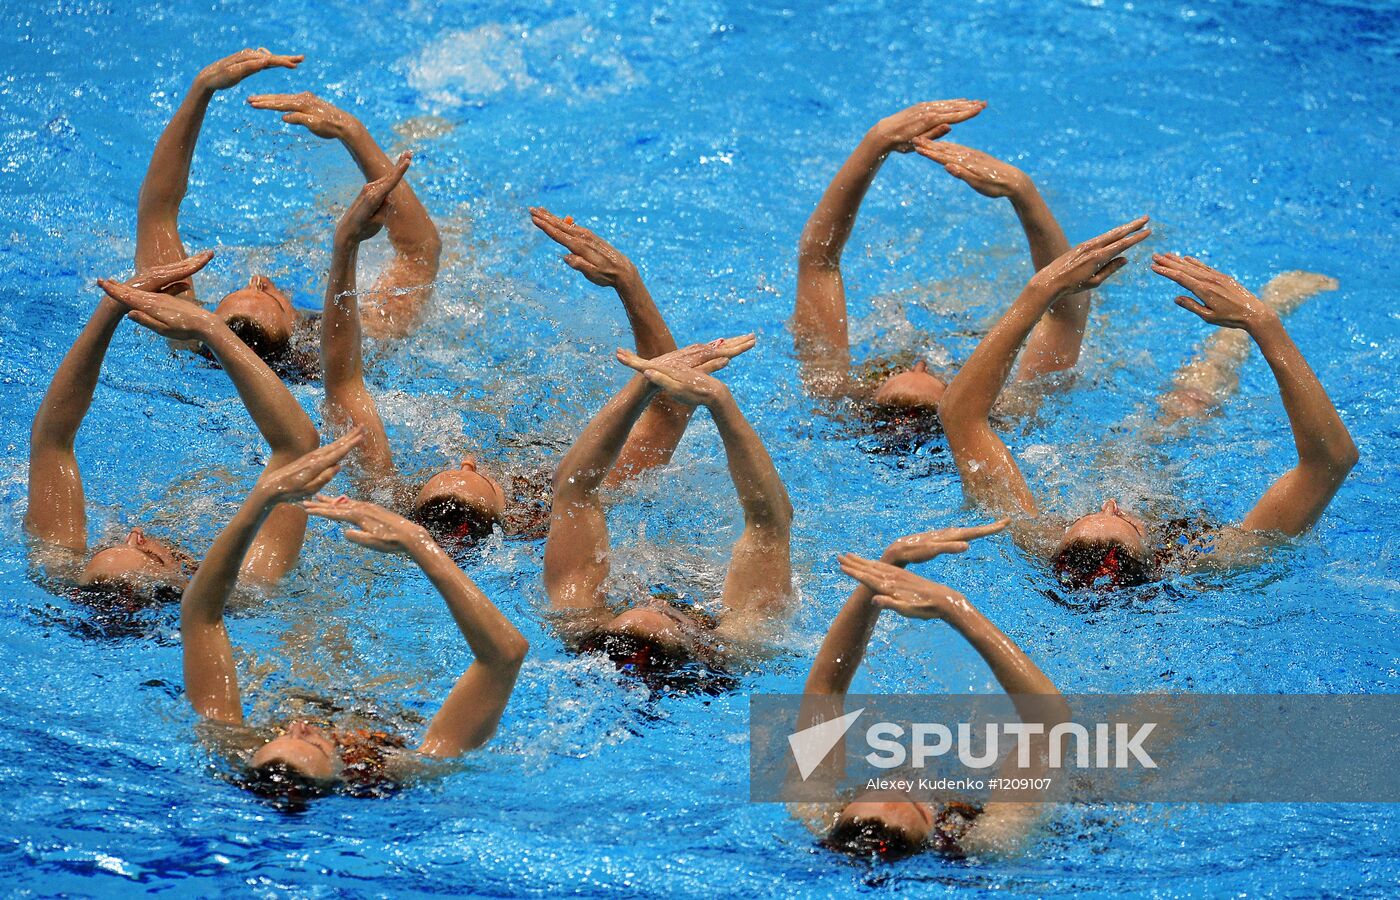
[1,0,1397,896]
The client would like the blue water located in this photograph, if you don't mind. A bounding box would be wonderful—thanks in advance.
[2,0,1398,895]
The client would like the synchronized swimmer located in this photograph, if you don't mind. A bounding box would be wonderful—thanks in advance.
[23,49,1357,858]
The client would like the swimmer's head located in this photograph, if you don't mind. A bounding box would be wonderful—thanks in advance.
[1053,499,1152,590]
[249,720,343,786]
[412,456,506,545]
[823,796,932,861]
[216,275,296,361]
[871,360,946,412]
[76,528,192,595]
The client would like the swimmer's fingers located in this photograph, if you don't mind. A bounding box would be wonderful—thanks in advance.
[911,139,970,165]
[640,367,686,394]
[302,499,369,524]
[1174,295,1214,320]
[366,152,412,201]
[563,253,597,275]
[615,347,648,372]
[713,333,758,359]
[1096,226,1153,261]
[282,112,315,128]
[870,594,920,617]
[1080,217,1150,257]
[940,518,1011,542]
[917,99,986,126]
[125,310,164,332]
[1084,256,1129,288]
[247,92,311,111]
[1150,260,1212,298]
[127,250,215,292]
[836,553,895,588]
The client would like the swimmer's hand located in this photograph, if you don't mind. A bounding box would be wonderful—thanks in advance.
[196,49,303,93]
[869,100,986,154]
[96,278,219,341]
[529,207,638,288]
[125,250,215,295]
[633,360,730,407]
[837,554,970,621]
[248,92,358,140]
[302,494,430,556]
[1028,216,1151,300]
[1152,254,1276,332]
[254,428,364,504]
[881,518,1010,566]
[912,140,1028,199]
[334,152,412,246]
[615,334,756,378]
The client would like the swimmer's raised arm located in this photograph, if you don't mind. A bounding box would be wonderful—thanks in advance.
[250,93,440,337]
[915,140,1088,380]
[136,50,302,282]
[793,101,984,396]
[938,218,1150,517]
[320,154,413,490]
[805,520,1008,697]
[97,278,321,582]
[1152,254,1358,538]
[838,548,1068,856]
[182,433,361,724]
[531,208,693,484]
[546,340,751,633]
[624,353,793,638]
[26,253,215,558]
[303,495,528,756]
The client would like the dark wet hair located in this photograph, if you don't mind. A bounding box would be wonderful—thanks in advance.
[1052,539,1153,591]
[226,314,291,362]
[413,494,499,547]
[822,817,925,862]
[577,630,739,696]
[237,761,333,812]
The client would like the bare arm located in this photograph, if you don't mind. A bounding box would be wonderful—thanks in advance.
[320,157,414,489]
[97,278,322,583]
[913,140,1086,380]
[794,101,984,397]
[530,208,695,484]
[708,389,794,634]
[182,435,360,724]
[543,373,661,633]
[26,254,215,558]
[249,92,441,338]
[136,50,301,280]
[1152,254,1358,538]
[938,218,1150,516]
[302,496,528,756]
[838,550,1068,856]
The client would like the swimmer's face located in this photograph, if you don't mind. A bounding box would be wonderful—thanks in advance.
[415,457,507,527]
[251,720,342,782]
[1058,498,1148,560]
[216,275,296,357]
[871,360,946,412]
[77,528,189,591]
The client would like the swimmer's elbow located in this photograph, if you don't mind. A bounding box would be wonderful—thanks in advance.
[796,232,840,270]
[1333,436,1360,473]
[495,633,529,668]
